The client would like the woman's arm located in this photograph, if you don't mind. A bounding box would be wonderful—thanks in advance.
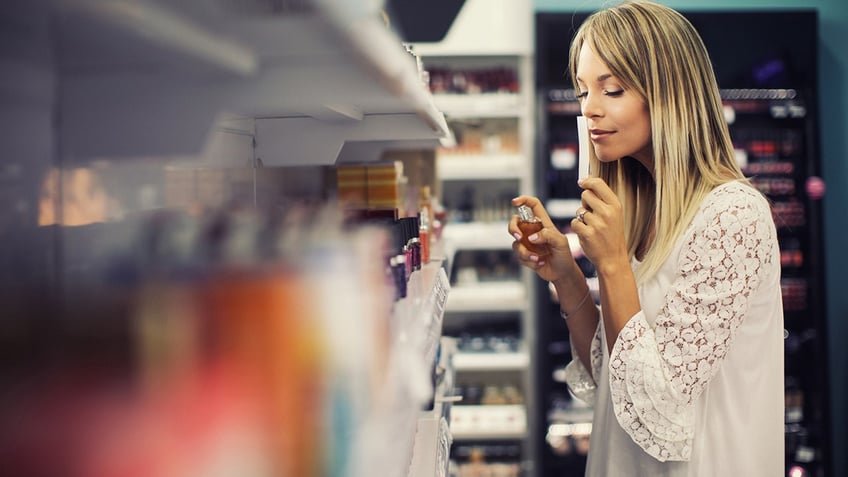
[550,261,599,372]
[571,177,641,353]
[508,196,599,372]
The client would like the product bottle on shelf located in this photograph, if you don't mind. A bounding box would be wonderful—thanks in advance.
[419,186,433,264]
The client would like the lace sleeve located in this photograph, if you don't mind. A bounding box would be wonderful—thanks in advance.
[608,185,777,462]
[563,309,604,405]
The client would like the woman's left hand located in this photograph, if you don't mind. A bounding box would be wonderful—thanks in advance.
[571,177,630,276]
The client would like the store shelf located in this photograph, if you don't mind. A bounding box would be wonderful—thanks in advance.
[394,260,451,369]
[412,1,537,471]
[408,0,532,56]
[450,405,528,440]
[432,93,525,119]
[545,198,583,220]
[446,281,526,313]
[408,338,457,477]
[348,260,451,477]
[38,0,451,162]
[409,412,452,477]
[3,2,458,476]
[453,351,530,371]
[547,405,594,427]
[437,154,528,181]
[442,222,514,252]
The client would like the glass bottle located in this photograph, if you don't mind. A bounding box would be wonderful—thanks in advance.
[418,186,432,264]
[516,205,550,257]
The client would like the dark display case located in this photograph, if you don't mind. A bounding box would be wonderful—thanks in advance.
[534,10,828,477]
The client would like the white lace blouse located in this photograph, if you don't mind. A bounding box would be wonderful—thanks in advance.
[564,181,785,476]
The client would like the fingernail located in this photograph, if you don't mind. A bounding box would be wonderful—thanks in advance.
[528,233,538,242]
[513,233,522,241]
[529,254,539,262]
[538,261,546,267]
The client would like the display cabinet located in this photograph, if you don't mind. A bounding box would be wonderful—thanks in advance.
[408,1,538,475]
[0,1,453,476]
[535,9,828,477]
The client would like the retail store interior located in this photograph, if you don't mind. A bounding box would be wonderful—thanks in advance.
[0,0,846,476]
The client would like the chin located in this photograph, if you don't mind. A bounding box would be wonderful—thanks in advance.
[595,154,623,163]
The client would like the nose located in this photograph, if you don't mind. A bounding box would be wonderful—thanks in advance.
[580,91,602,118]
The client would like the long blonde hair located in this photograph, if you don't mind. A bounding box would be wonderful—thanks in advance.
[568,0,748,283]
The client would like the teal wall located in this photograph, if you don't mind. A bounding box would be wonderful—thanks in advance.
[534,0,848,475]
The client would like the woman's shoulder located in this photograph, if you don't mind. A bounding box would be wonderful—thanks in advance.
[702,180,771,216]
[678,180,779,271]
[687,180,775,238]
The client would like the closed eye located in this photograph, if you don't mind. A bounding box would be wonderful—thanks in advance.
[575,89,624,100]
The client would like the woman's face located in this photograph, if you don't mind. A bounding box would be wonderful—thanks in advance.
[576,42,653,172]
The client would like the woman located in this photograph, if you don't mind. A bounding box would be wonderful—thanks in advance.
[508,1,784,475]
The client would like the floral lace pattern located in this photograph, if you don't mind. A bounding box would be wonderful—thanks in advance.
[608,182,777,462]
[563,183,778,462]
[563,312,604,405]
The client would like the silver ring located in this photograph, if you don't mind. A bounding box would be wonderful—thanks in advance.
[577,210,587,224]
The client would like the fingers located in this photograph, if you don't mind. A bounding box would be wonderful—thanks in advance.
[578,177,617,204]
[510,195,555,228]
[579,187,606,220]
[575,207,589,225]
[578,178,622,224]
[571,213,589,232]
[507,213,521,237]
[511,237,547,269]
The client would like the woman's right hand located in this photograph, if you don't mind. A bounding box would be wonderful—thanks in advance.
[508,196,576,283]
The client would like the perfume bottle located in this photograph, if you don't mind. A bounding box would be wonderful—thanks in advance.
[516,205,550,257]
[418,186,433,264]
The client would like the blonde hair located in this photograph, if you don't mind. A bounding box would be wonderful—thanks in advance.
[568,0,748,283]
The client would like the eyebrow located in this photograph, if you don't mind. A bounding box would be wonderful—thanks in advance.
[576,73,614,83]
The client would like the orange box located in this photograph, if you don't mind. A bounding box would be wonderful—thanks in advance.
[366,163,400,209]
[336,165,368,208]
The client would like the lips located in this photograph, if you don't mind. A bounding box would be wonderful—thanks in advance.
[589,129,614,141]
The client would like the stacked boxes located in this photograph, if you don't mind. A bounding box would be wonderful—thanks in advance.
[336,161,404,211]
[336,165,369,209]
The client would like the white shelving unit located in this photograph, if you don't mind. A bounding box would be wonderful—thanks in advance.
[409,337,458,477]
[446,281,527,313]
[1,1,453,476]
[437,154,527,181]
[411,0,538,475]
[13,0,451,165]
[451,404,528,440]
[453,351,530,372]
[430,93,525,119]
[441,221,515,249]
[391,261,452,477]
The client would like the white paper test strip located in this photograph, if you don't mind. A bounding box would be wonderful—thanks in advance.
[577,115,590,182]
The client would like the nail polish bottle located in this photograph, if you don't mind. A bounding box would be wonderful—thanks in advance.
[399,217,419,273]
[389,221,408,299]
[516,205,550,257]
[409,217,421,272]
